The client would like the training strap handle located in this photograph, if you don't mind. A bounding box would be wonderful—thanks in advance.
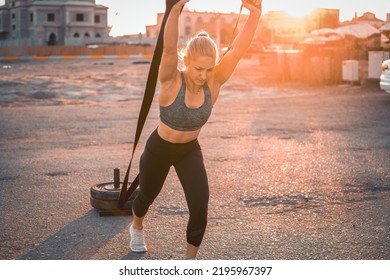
[118,0,182,208]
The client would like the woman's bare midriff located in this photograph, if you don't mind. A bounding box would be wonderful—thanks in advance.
[157,120,201,143]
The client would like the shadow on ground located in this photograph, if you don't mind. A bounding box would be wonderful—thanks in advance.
[19,210,137,260]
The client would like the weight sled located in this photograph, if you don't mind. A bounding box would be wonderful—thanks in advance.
[90,169,139,216]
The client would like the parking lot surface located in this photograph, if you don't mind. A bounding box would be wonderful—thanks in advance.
[0,59,389,260]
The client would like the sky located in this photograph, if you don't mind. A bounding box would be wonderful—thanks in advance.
[0,0,388,36]
[96,0,389,36]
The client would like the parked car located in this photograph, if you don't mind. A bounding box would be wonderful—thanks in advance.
[380,59,390,93]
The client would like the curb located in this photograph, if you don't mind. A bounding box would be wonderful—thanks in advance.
[0,54,153,61]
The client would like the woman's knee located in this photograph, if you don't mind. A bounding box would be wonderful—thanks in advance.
[189,204,208,230]
[132,190,153,217]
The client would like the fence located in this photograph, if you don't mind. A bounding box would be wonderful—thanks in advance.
[258,48,345,86]
[0,45,154,57]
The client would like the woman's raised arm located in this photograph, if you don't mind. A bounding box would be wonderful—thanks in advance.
[159,0,189,83]
[214,0,262,85]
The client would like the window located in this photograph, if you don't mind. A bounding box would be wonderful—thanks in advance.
[95,33,101,38]
[185,16,191,23]
[12,2,15,7]
[185,26,191,36]
[94,15,100,23]
[47,13,55,22]
[76,13,84,22]
[12,24,15,30]
[30,13,33,23]
[73,33,80,38]
[84,33,90,38]
[12,13,15,19]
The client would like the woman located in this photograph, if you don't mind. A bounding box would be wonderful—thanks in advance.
[130,0,262,259]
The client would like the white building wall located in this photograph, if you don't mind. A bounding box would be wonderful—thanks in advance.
[0,0,109,47]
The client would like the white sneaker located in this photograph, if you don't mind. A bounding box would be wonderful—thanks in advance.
[129,224,147,252]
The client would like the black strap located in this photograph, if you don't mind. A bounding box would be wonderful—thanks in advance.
[118,0,182,208]
[223,5,244,57]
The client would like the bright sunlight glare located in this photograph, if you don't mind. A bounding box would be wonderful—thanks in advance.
[94,0,389,36]
[0,0,387,36]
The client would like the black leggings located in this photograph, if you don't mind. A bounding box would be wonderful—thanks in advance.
[132,129,209,247]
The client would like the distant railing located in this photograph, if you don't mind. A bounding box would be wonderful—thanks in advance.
[0,45,155,57]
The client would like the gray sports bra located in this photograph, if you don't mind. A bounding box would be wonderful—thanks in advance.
[159,72,213,131]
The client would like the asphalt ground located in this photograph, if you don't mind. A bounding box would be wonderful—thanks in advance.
[0,58,390,260]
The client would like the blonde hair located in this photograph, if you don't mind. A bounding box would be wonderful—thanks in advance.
[180,31,219,64]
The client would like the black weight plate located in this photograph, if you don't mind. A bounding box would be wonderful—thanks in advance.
[90,182,120,201]
[90,182,139,201]
[90,196,134,210]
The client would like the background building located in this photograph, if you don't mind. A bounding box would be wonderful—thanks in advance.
[306,8,340,31]
[260,11,307,45]
[143,8,341,49]
[145,8,248,50]
[0,0,109,47]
